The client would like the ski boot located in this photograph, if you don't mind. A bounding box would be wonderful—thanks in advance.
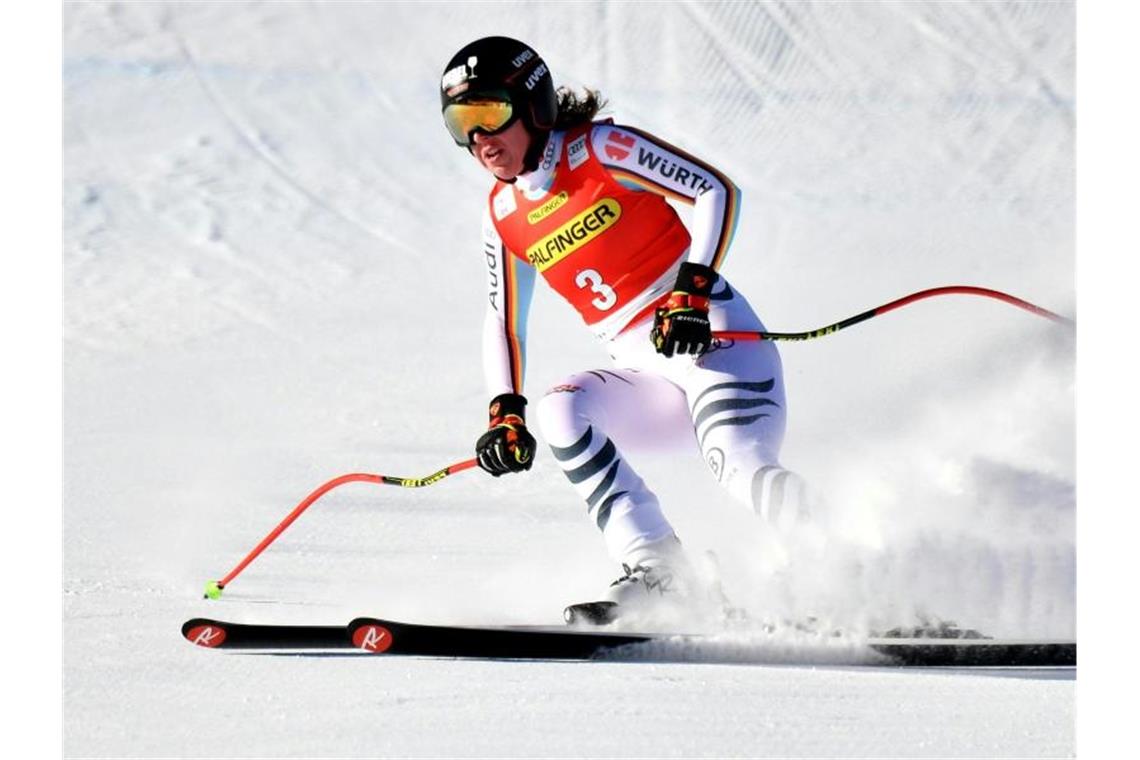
[564,559,693,625]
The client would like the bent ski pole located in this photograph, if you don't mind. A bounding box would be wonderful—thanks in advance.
[713,285,1072,342]
[204,457,479,599]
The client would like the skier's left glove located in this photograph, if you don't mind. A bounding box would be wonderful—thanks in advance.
[475,393,537,477]
[651,262,716,357]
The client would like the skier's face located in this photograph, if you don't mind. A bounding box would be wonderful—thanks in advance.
[471,120,531,181]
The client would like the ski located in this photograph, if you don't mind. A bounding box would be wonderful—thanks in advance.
[181,617,649,657]
[346,617,651,658]
[866,637,1074,667]
[182,616,1075,666]
[182,618,349,650]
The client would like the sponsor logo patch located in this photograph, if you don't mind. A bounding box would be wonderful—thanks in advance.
[567,135,588,170]
[604,130,635,161]
[546,384,584,395]
[185,625,226,648]
[705,447,726,482]
[525,198,622,272]
[442,64,469,91]
[636,148,715,193]
[484,239,500,311]
[541,137,557,171]
[492,186,517,220]
[442,55,478,93]
[527,191,569,224]
[353,624,394,653]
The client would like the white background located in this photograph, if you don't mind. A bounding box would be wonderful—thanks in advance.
[11,0,1134,757]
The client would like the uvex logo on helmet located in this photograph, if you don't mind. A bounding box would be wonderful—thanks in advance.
[523,63,548,92]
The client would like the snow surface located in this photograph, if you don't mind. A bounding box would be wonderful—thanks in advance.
[64,2,1075,757]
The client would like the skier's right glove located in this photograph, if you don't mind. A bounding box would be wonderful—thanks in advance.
[475,393,537,477]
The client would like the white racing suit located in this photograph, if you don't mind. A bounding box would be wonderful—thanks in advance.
[480,122,805,566]
[535,283,805,565]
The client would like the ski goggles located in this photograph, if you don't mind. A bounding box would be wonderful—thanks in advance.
[443,96,516,146]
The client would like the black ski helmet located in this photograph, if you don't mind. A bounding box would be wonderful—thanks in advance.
[440,36,557,142]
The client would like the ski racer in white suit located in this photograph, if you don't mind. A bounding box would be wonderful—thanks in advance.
[441,37,806,621]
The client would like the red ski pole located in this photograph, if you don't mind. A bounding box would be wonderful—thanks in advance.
[204,457,479,599]
[712,285,1072,342]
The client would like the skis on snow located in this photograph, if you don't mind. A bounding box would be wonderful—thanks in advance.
[181,617,1076,666]
[183,617,652,658]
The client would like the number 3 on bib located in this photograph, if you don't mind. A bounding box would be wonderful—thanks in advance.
[575,269,617,312]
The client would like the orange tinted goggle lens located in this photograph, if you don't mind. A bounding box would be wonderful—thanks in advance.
[443,100,514,145]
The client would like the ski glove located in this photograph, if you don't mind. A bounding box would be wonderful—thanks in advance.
[651,261,716,357]
[475,393,537,476]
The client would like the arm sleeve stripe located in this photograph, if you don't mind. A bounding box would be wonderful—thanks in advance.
[604,124,741,271]
[502,250,535,394]
[605,168,696,205]
[501,247,521,394]
[713,183,742,271]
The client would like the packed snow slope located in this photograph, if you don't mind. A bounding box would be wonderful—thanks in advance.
[64,2,1075,757]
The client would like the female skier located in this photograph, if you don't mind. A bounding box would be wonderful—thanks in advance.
[440,37,805,623]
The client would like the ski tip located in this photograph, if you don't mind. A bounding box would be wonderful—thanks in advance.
[182,618,228,648]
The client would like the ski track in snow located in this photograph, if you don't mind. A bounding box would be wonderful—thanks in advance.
[64,2,1074,757]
